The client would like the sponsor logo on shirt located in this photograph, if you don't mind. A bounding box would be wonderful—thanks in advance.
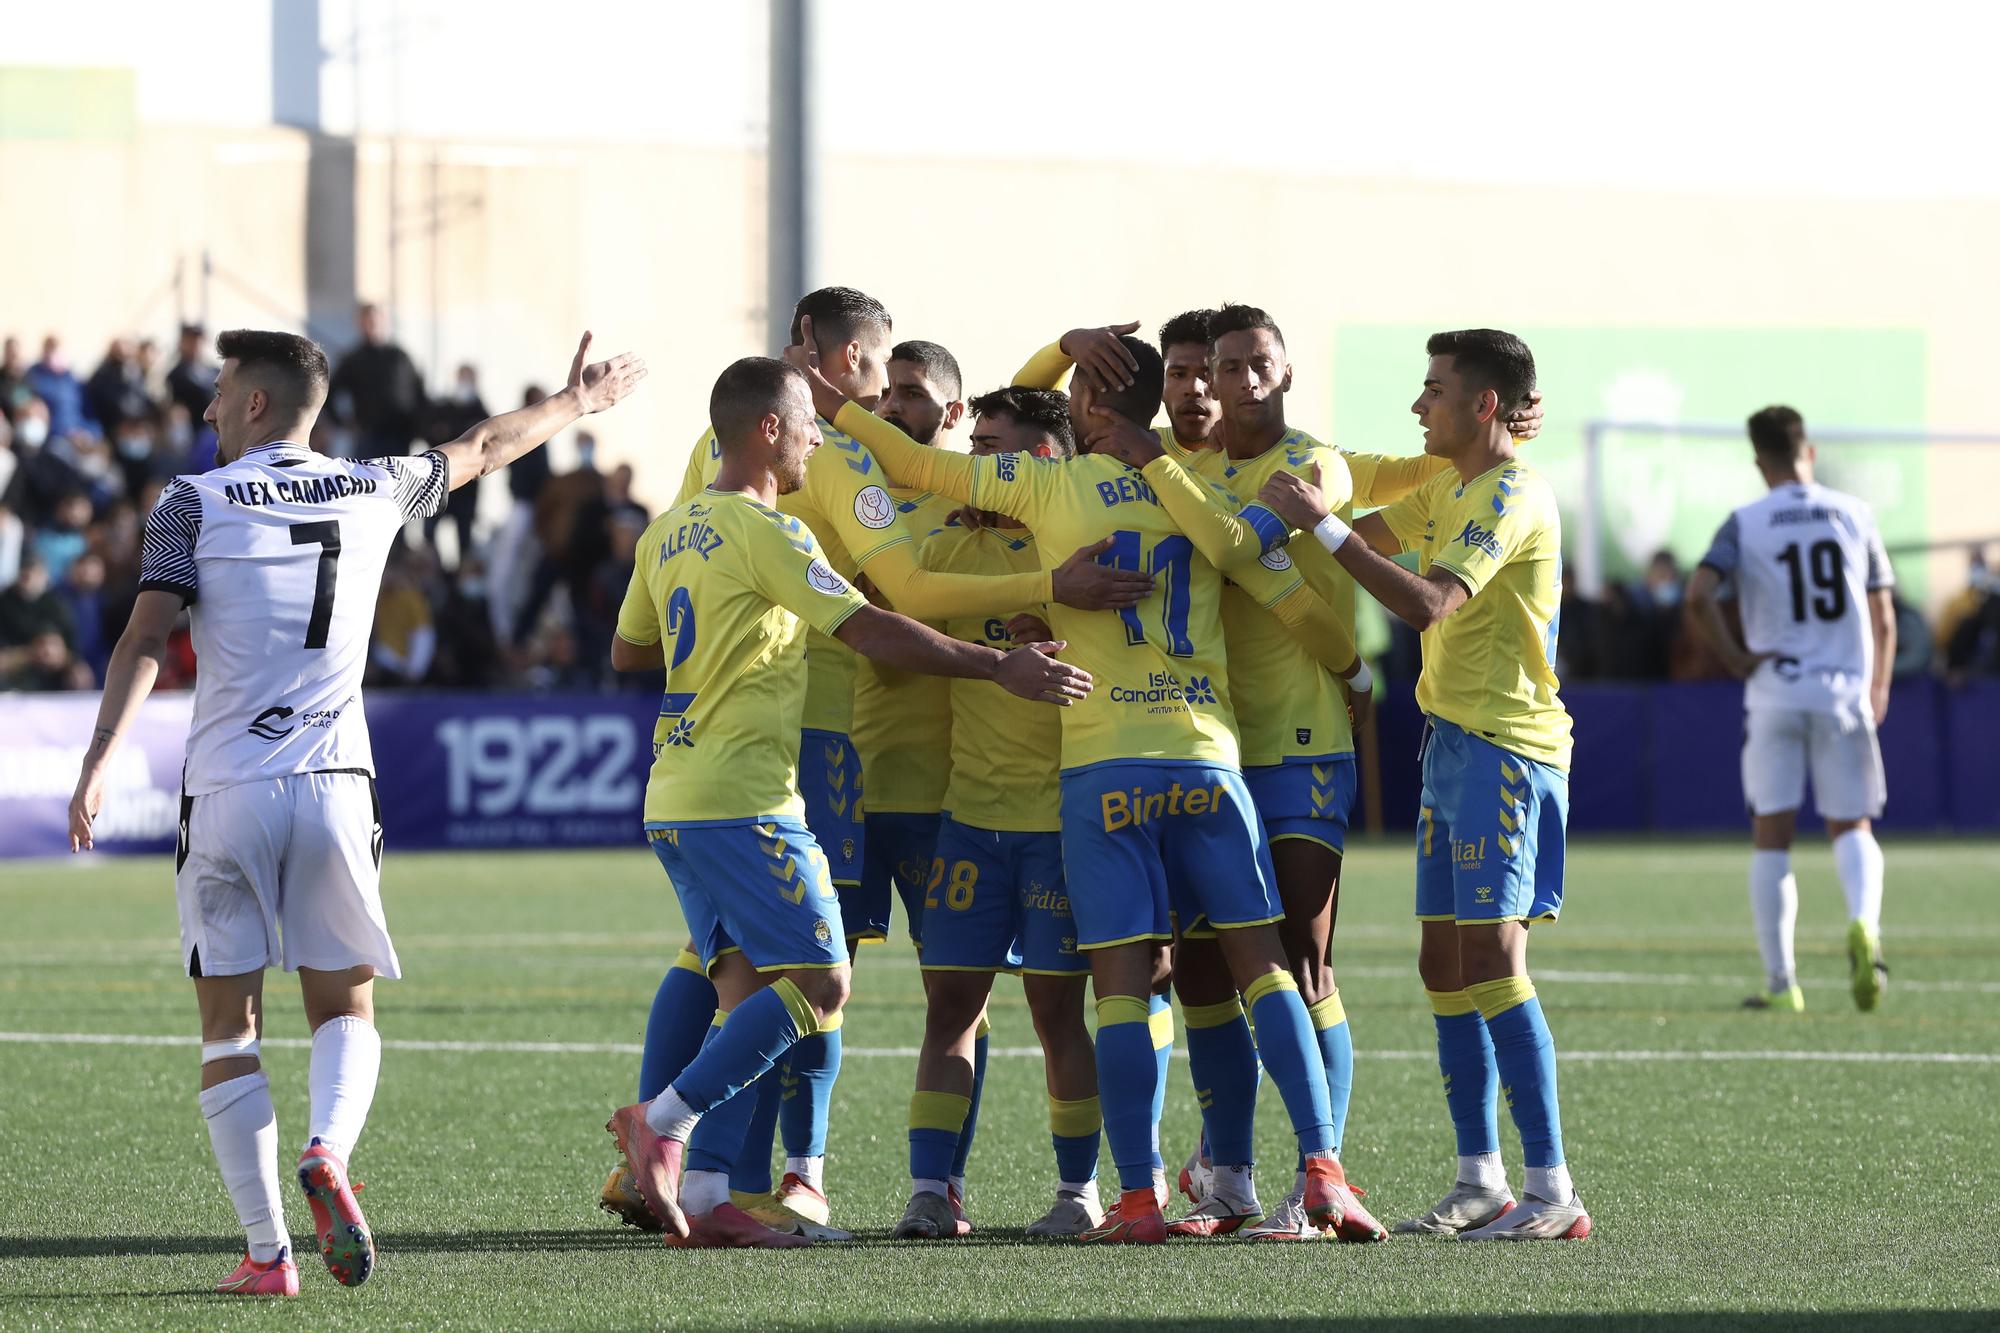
[1453,519,1504,560]
[853,485,896,529]
[806,558,850,595]
[1453,836,1488,871]
[247,706,295,742]
[1108,670,1216,708]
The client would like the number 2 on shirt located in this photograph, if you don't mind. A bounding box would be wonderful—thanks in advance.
[1098,529,1195,656]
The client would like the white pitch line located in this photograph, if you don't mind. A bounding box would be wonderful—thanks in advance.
[0,1031,1993,1065]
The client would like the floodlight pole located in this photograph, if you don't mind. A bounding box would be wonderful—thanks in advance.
[768,0,817,353]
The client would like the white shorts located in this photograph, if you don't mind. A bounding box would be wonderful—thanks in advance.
[1741,706,1887,822]
[175,771,400,979]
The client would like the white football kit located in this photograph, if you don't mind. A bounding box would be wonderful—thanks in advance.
[1698,481,1893,820]
[138,440,449,977]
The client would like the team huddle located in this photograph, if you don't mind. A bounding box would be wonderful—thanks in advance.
[64,283,1896,1291]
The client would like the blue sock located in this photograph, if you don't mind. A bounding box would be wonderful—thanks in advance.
[729,1072,782,1194]
[1310,991,1354,1156]
[1095,996,1163,1192]
[949,1023,989,1180]
[1148,994,1172,1171]
[1049,1095,1102,1185]
[778,1017,843,1158]
[672,981,811,1113]
[910,1090,970,1183]
[1468,979,1564,1169]
[686,1029,762,1176]
[1428,990,1501,1157]
[638,949,717,1102]
[1244,974,1333,1157]
[1182,997,1259,1166]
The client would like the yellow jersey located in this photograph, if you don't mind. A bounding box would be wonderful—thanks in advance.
[1172,432,1347,765]
[672,422,1054,735]
[617,488,869,824]
[1379,460,1572,770]
[922,522,1061,831]
[849,488,958,815]
[835,403,1359,773]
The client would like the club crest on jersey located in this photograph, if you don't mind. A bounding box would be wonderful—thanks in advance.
[1259,547,1293,572]
[813,919,833,944]
[1453,519,1503,560]
[853,485,896,529]
[806,558,849,595]
[842,837,856,862]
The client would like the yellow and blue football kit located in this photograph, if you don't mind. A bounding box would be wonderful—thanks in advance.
[916,521,1084,977]
[617,488,869,973]
[1378,460,1571,927]
[851,488,957,946]
[832,402,1364,950]
[675,424,1055,909]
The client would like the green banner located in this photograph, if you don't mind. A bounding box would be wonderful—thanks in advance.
[1329,325,1929,597]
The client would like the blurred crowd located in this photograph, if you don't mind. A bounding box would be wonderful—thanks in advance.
[5,317,2000,694]
[0,309,653,693]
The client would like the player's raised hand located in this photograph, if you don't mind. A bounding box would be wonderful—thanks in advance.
[782,316,849,420]
[1053,537,1153,609]
[1506,390,1545,441]
[993,641,1093,706]
[1084,406,1164,468]
[1259,461,1332,530]
[568,332,649,414]
[1060,321,1142,391]
[1006,612,1054,644]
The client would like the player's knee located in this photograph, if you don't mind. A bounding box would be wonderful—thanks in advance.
[1416,938,1462,992]
[1024,980,1086,1039]
[792,964,851,1023]
[922,979,988,1036]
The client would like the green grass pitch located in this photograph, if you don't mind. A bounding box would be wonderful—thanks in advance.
[2,837,1997,1331]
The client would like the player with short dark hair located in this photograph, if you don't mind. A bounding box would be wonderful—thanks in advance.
[1259,327,1592,1242]
[69,329,646,1296]
[1687,405,1895,1013]
[605,357,1090,1247]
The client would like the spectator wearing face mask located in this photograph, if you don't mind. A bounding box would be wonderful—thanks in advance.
[30,491,92,585]
[422,362,489,568]
[56,550,109,681]
[165,324,217,423]
[86,338,153,442]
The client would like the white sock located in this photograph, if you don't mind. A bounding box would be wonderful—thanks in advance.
[681,1168,729,1216]
[200,1072,288,1262]
[1750,849,1799,993]
[1832,829,1885,932]
[306,1015,381,1162]
[645,1086,701,1141]
[1458,1151,1507,1192]
[1059,1178,1099,1203]
[1210,1164,1258,1211]
[1151,1166,1169,1208]
[786,1155,825,1194]
[912,1177,949,1199]
[1524,1162,1576,1206]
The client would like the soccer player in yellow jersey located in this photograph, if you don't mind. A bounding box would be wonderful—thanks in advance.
[892,386,1107,1240]
[605,356,1090,1247]
[624,291,1146,1234]
[1260,328,1592,1242]
[790,326,1370,1245]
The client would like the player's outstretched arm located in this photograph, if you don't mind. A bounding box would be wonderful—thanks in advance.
[1867,588,1895,724]
[1261,464,1468,631]
[433,332,647,491]
[68,589,182,851]
[834,604,1092,705]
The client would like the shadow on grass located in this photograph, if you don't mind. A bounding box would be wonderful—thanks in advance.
[0,1228,638,1261]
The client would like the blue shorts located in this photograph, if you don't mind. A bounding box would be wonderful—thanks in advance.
[1414,717,1568,926]
[854,811,941,945]
[1058,761,1281,950]
[798,729,864,887]
[1245,754,1356,852]
[920,820,1086,976]
[647,818,849,973]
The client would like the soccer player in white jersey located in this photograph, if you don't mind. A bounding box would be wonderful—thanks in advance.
[66,327,645,1296]
[1687,406,1896,1013]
